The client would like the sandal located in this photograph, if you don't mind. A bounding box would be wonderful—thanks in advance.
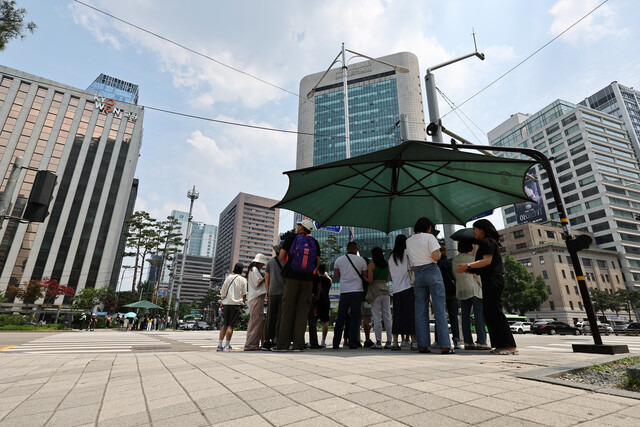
[440,348,455,354]
[418,347,431,353]
[490,348,519,355]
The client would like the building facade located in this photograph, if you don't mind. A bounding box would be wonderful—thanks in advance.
[491,100,640,290]
[169,210,218,258]
[0,65,143,300]
[501,222,629,324]
[212,192,279,279]
[168,253,214,304]
[297,51,427,276]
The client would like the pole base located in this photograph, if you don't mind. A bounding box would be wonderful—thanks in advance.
[572,344,629,354]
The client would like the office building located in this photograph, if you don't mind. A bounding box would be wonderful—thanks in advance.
[86,73,139,105]
[0,65,143,300]
[212,192,279,279]
[491,100,640,290]
[580,82,640,161]
[297,51,427,274]
[169,210,218,258]
[168,253,214,304]
[501,222,628,324]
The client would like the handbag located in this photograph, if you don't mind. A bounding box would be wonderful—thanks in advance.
[346,253,368,293]
[407,269,415,285]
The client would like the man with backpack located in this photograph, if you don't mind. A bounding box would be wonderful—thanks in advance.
[274,219,321,352]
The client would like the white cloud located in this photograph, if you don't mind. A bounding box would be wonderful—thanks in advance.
[549,0,629,44]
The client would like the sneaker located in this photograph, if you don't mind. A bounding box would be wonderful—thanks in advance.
[371,343,383,349]
[321,342,327,348]
[391,343,401,351]
[216,345,224,352]
[364,339,374,348]
[401,340,410,348]
[454,342,462,350]
[410,343,418,351]
[223,346,232,352]
[271,347,288,352]
[384,342,392,349]
[464,343,477,350]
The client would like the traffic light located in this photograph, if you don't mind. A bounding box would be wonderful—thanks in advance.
[22,171,57,222]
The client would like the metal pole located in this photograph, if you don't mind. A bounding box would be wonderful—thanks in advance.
[0,157,24,226]
[173,186,199,328]
[341,42,351,160]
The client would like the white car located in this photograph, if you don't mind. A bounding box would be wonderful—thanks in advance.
[510,321,532,334]
[581,322,614,334]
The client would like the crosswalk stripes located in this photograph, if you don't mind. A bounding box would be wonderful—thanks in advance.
[2,331,171,354]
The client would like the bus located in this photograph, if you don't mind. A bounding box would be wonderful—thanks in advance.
[505,314,529,323]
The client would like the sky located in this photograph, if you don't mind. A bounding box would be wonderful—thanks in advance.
[3,0,640,287]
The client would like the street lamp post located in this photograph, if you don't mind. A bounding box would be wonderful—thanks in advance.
[172,186,199,328]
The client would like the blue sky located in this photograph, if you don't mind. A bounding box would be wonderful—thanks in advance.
[4,0,640,286]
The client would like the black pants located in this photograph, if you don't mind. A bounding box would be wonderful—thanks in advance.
[308,300,318,347]
[434,297,460,344]
[482,274,516,349]
[264,294,283,345]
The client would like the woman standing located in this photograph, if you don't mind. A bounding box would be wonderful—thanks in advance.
[367,247,392,349]
[388,235,417,351]
[455,219,518,355]
[244,253,269,351]
[406,217,453,354]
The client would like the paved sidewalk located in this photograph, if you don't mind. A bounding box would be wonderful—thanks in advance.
[0,331,638,426]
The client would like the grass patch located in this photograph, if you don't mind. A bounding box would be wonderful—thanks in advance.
[0,324,69,331]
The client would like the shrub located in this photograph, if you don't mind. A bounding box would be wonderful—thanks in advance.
[0,314,27,326]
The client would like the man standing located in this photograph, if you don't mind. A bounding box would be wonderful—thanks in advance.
[275,219,320,352]
[217,263,247,352]
[263,245,285,350]
[332,242,368,349]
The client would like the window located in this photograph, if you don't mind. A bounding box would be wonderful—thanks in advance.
[591,222,610,232]
[513,230,525,238]
[550,301,555,311]
[597,260,607,268]
[588,210,606,220]
[595,235,614,245]
[585,198,603,209]
[520,258,532,267]
[546,123,560,135]
[516,243,527,249]
[576,165,592,176]
[561,182,576,192]
[542,270,548,279]
[573,154,589,165]
[565,285,570,294]
[539,255,545,264]
[562,270,567,279]
[583,258,592,267]
[569,301,574,310]
[567,134,583,145]
[579,175,596,186]
[557,163,572,173]
[547,286,552,295]
[571,271,575,280]
[569,216,586,226]
[574,286,579,294]
[562,114,577,126]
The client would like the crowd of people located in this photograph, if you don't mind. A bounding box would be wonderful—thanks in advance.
[217,216,518,356]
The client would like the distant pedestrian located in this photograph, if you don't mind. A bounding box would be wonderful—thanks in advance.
[79,313,87,330]
[315,265,332,348]
[453,240,489,350]
[123,316,130,332]
[263,245,285,350]
[275,219,320,352]
[89,314,97,331]
[406,217,453,354]
[244,254,268,351]
[367,247,392,349]
[105,314,111,329]
[218,263,247,352]
[388,235,416,351]
[332,241,367,349]
[455,219,518,355]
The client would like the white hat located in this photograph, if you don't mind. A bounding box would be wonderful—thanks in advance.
[297,218,314,232]
[252,253,269,265]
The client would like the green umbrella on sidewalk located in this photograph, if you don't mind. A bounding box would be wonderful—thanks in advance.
[123,300,162,310]
[274,140,536,233]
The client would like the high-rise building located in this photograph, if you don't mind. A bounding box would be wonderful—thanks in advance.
[297,51,427,272]
[169,253,214,304]
[490,100,640,290]
[213,192,279,279]
[169,210,218,257]
[500,222,628,324]
[0,65,143,300]
[580,82,640,161]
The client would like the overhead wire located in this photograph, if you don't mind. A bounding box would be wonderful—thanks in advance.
[440,0,610,119]
[436,87,485,144]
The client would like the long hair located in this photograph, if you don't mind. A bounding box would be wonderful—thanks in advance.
[246,262,262,277]
[391,234,407,264]
[371,247,387,269]
[473,219,500,242]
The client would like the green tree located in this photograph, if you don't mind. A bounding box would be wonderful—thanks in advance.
[72,288,104,312]
[0,1,36,51]
[502,254,549,315]
[589,288,612,319]
[616,288,640,322]
[320,233,342,269]
[148,217,183,303]
[123,211,157,301]
[100,287,117,313]
[199,288,220,322]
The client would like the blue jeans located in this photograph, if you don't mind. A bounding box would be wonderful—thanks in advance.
[414,263,451,349]
[332,291,363,348]
[460,296,487,346]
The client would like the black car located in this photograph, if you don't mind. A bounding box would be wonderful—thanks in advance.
[534,321,581,335]
[621,322,640,336]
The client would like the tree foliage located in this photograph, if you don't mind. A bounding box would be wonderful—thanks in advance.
[502,254,549,315]
[589,287,613,319]
[72,288,104,311]
[41,277,75,303]
[5,279,44,304]
[0,0,36,51]
[320,233,342,269]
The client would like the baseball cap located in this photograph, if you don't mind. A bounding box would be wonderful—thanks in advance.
[297,218,314,231]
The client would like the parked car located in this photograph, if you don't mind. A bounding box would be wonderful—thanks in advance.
[614,323,630,334]
[180,320,197,331]
[534,321,581,335]
[510,321,532,334]
[581,322,613,335]
[531,321,550,334]
[619,322,640,335]
[194,321,212,330]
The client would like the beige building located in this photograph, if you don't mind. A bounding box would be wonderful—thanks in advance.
[501,222,627,325]
[212,193,279,278]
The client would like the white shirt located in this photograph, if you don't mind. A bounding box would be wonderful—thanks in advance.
[221,274,247,305]
[247,266,266,301]
[406,233,441,267]
[334,253,368,293]
[453,253,483,300]
[388,251,412,294]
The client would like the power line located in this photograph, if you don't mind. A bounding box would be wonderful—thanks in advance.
[441,0,609,119]
[436,87,485,144]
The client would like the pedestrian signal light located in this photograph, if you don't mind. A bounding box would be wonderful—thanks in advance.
[23,170,57,222]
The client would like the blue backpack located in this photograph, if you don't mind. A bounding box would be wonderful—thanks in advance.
[289,233,318,273]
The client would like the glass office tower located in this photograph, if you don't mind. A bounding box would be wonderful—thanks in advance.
[297,52,427,281]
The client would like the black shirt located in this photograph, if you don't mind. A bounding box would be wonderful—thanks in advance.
[474,238,504,276]
[281,232,321,281]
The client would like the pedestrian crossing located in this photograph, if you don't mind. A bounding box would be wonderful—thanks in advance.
[162,330,221,349]
[521,336,640,353]
[2,331,171,354]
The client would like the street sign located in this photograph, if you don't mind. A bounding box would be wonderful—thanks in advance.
[157,291,167,295]
[314,221,342,233]
[468,210,494,221]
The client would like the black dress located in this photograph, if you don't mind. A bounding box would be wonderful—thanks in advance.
[474,237,516,349]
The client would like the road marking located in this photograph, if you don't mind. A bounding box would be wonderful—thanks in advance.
[0,346,15,351]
